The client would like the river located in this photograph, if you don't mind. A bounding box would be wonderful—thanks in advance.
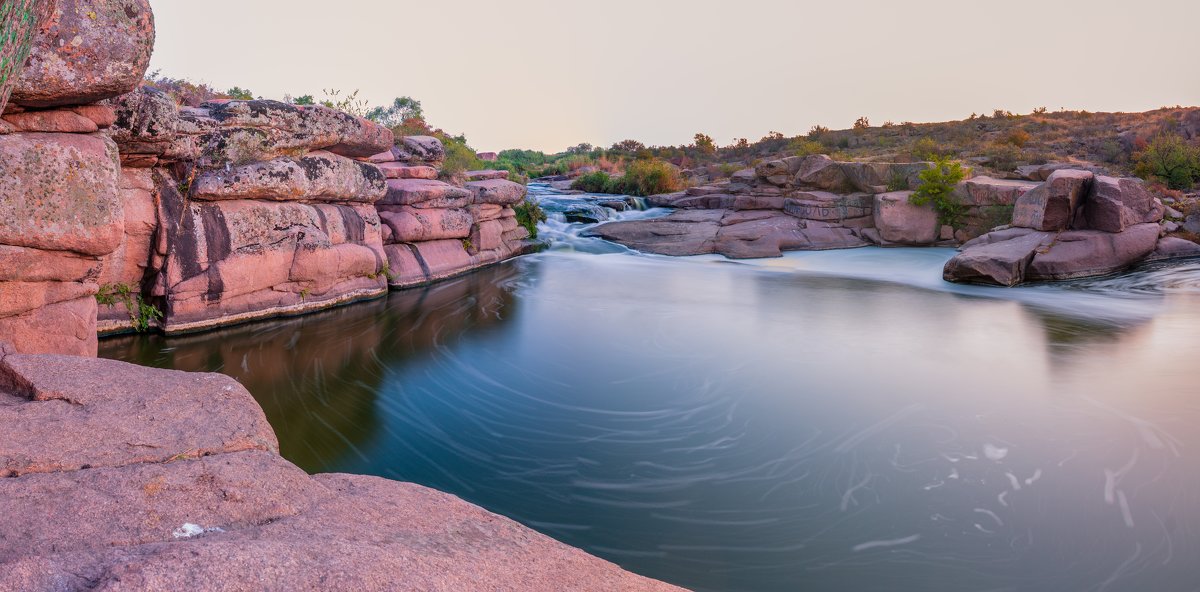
[100,183,1200,591]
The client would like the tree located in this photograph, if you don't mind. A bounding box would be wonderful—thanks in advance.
[911,156,968,226]
[611,139,646,153]
[854,116,871,130]
[1134,133,1200,190]
[366,96,423,127]
[0,0,56,113]
[693,133,716,155]
[293,94,315,105]
[566,143,594,155]
[225,86,254,100]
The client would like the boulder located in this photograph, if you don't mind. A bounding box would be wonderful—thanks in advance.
[0,109,98,133]
[1026,223,1161,280]
[376,163,439,180]
[190,151,387,203]
[466,179,528,206]
[794,155,849,191]
[841,162,931,193]
[584,210,723,256]
[954,176,1040,206]
[374,135,445,166]
[0,133,123,256]
[379,207,474,242]
[108,86,180,165]
[874,191,940,245]
[1011,170,1093,231]
[1146,237,1200,262]
[943,230,1053,286]
[784,192,873,222]
[465,170,510,181]
[381,179,473,207]
[0,294,97,356]
[755,156,804,185]
[9,0,155,108]
[1080,176,1165,233]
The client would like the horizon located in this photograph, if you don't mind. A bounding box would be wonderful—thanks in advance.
[149,0,1200,154]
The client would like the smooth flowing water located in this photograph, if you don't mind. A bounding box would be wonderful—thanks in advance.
[100,185,1200,592]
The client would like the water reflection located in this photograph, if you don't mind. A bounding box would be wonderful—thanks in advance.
[101,250,1200,592]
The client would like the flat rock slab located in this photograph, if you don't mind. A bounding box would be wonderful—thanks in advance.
[190,151,387,202]
[585,210,866,258]
[0,354,277,477]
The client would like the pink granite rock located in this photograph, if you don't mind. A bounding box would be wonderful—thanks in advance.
[379,207,474,242]
[9,0,155,108]
[381,178,473,207]
[1146,237,1200,262]
[942,229,1054,286]
[873,191,939,245]
[1011,170,1092,231]
[190,151,387,203]
[376,162,439,180]
[1,109,99,133]
[466,169,510,181]
[1079,176,1166,232]
[467,178,529,206]
[1026,223,1161,280]
[0,295,98,356]
[0,133,123,256]
[954,176,1040,207]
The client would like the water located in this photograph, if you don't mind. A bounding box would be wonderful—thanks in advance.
[100,185,1200,591]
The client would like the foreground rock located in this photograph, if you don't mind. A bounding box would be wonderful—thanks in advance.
[0,349,684,591]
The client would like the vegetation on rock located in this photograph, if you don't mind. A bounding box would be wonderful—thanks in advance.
[910,157,968,226]
[1134,133,1200,190]
[514,199,547,239]
[96,283,163,333]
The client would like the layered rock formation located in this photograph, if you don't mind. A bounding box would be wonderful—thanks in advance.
[944,171,1200,285]
[372,145,538,289]
[587,155,1035,257]
[0,345,683,591]
[0,0,154,355]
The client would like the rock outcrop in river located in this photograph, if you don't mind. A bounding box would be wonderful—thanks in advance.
[585,155,1200,283]
[0,343,683,591]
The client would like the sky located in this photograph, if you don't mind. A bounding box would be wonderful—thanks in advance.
[149,0,1200,154]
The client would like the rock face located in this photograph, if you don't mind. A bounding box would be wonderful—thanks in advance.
[9,0,155,108]
[0,2,144,355]
[873,191,940,245]
[945,172,1181,285]
[374,140,539,289]
[0,349,683,592]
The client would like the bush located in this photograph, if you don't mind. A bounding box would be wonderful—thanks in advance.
[911,157,967,226]
[1134,133,1200,190]
[909,137,946,161]
[619,159,684,196]
[1001,128,1031,147]
[513,199,547,239]
[789,139,826,157]
[571,171,615,193]
[439,136,483,179]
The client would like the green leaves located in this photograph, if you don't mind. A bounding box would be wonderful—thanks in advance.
[911,156,967,227]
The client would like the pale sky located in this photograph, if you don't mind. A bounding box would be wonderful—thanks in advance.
[150,0,1200,153]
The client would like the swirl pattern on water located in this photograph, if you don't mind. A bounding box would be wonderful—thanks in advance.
[100,188,1200,592]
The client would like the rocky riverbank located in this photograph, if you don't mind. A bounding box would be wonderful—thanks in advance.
[584,155,1200,285]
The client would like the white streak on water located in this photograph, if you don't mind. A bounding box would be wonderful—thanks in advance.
[984,444,1009,461]
[840,473,872,511]
[1025,469,1043,486]
[1005,473,1022,491]
[834,404,923,453]
[1117,490,1135,528]
[997,491,1010,507]
[852,534,921,552]
[1095,543,1143,592]
[975,508,1005,527]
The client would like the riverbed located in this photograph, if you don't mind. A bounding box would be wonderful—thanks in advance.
[101,185,1200,592]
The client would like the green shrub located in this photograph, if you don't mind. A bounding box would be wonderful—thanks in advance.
[789,139,826,157]
[1134,133,1200,190]
[619,159,684,196]
[514,199,547,239]
[909,137,945,161]
[96,283,162,332]
[439,136,483,179]
[571,171,614,193]
[911,157,967,226]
